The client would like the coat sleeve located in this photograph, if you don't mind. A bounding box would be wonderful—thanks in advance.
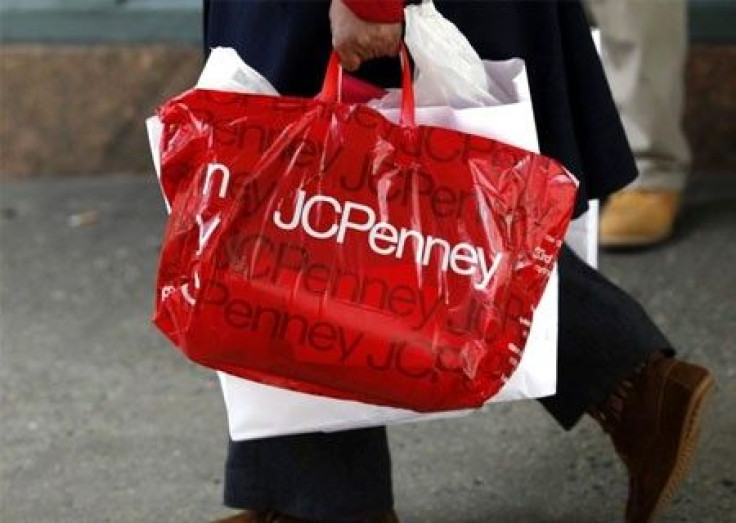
[341,0,405,23]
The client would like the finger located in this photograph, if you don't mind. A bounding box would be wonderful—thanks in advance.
[339,51,362,72]
[383,37,401,56]
[353,38,387,61]
[347,37,375,61]
[364,34,400,59]
[373,41,398,59]
[333,40,360,71]
[380,31,402,56]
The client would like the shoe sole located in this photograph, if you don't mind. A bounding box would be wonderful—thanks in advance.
[644,372,715,523]
[600,230,673,249]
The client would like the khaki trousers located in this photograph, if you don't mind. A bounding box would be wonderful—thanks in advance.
[586,0,690,190]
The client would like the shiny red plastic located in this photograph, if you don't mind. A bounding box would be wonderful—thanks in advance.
[153,52,577,412]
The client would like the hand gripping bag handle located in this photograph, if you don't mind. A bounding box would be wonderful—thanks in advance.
[318,44,416,128]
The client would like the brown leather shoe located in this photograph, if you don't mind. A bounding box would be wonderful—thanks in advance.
[591,356,715,522]
[214,510,399,523]
[213,510,315,523]
[213,510,279,523]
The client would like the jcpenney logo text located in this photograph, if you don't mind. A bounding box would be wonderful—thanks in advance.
[273,190,502,290]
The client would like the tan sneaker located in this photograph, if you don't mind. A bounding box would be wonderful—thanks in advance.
[600,190,681,247]
[591,356,715,522]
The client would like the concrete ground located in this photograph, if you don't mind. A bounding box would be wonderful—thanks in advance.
[1,174,734,522]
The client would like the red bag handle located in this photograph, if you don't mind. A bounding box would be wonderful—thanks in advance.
[318,44,416,128]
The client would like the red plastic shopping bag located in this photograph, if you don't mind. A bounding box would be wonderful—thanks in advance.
[153,49,577,412]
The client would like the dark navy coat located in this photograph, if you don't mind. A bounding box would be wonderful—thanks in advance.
[203,0,637,217]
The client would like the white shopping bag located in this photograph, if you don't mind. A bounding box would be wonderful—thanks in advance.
[566,28,601,268]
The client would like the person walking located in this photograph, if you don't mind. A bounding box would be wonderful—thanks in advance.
[203,1,714,521]
[586,0,690,247]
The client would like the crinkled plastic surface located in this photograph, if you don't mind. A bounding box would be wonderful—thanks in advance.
[404,1,493,107]
[153,56,577,412]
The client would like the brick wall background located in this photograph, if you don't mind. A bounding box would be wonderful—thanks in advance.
[1,43,734,178]
[0,45,199,178]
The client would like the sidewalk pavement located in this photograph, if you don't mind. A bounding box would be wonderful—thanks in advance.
[1,174,734,522]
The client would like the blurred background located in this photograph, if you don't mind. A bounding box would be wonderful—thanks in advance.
[1,1,735,521]
[1,0,735,178]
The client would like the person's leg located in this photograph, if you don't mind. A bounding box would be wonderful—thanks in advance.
[539,245,671,429]
[586,0,690,246]
[541,245,714,522]
[205,3,395,515]
[222,428,394,522]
